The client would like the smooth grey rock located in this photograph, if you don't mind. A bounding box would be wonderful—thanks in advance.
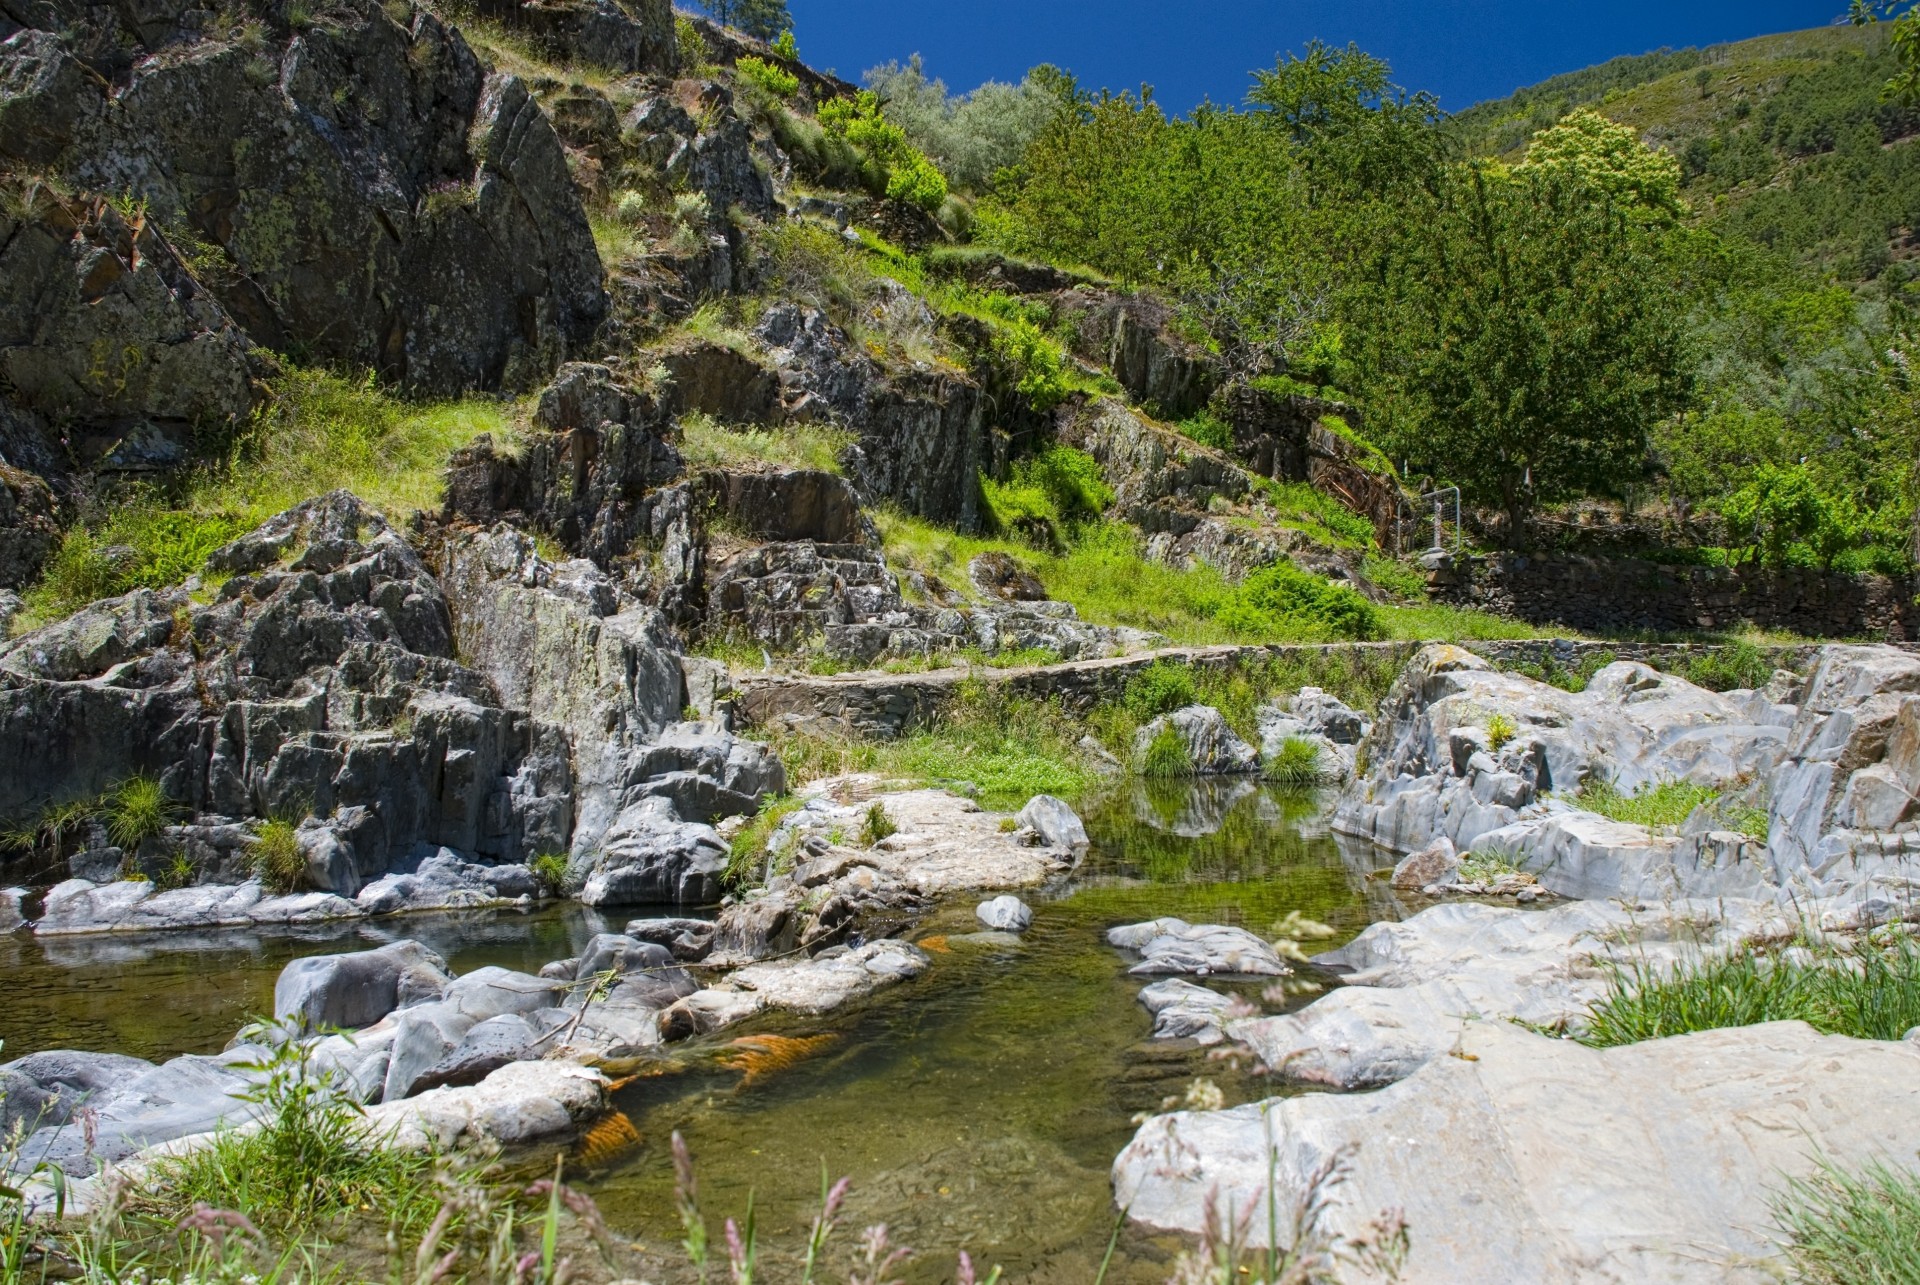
[443,967,564,1023]
[569,933,697,1008]
[366,1060,609,1153]
[975,895,1033,932]
[1137,979,1235,1044]
[1016,795,1089,854]
[382,1001,479,1103]
[411,1012,570,1093]
[1133,706,1260,776]
[0,887,22,934]
[1286,687,1367,744]
[19,1047,269,1174]
[274,939,454,1035]
[67,849,125,884]
[623,916,717,961]
[1116,1021,1920,1281]
[356,851,532,917]
[575,795,731,906]
[307,1026,398,1103]
[0,1050,157,1137]
[719,939,931,1018]
[1107,919,1289,977]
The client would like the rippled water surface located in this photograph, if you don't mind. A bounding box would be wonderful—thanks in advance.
[2,781,1394,1282]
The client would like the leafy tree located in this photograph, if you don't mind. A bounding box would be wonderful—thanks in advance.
[1244,40,1443,198]
[1519,108,1685,220]
[693,0,790,42]
[863,58,1064,191]
[1347,158,1694,537]
[818,91,950,211]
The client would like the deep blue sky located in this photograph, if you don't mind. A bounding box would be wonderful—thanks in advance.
[786,1,1850,114]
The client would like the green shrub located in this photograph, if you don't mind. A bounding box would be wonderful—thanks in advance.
[990,318,1071,412]
[885,150,950,211]
[1484,713,1517,752]
[771,28,798,60]
[818,90,950,211]
[1773,1157,1920,1285]
[529,851,573,898]
[1176,410,1233,451]
[860,800,897,846]
[1123,661,1199,722]
[1257,479,1377,548]
[1216,561,1384,642]
[675,14,708,70]
[104,775,180,851]
[251,819,306,895]
[978,447,1113,543]
[1142,723,1194,778]
[1577,779,1720,829]
[736,55,799,100]
[1263,736,1323,786]
[1684,641,1774,693]
[1582,933,1920,1047]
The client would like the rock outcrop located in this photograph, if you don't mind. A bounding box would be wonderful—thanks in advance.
[0,0,606,393]
[1116,1020,1920,1282]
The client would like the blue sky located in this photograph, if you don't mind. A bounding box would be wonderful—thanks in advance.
[785,1,1851,114]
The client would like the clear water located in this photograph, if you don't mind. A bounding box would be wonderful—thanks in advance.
[0,780,1393,1282]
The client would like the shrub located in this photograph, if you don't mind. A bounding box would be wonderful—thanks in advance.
[675,14,708,70]
[978,447,1113,544]
[1577,779,1720,829]
[861,800,897,847]
[1123,661,1199,722]
[885,149,950,211]
[771,28,798,60]
[819,91,951,211]
[155,850,199,891]
[1216,561,1383,642]
[1174,410,1233,451]
[736,55,799,100]
[1582,933,1920,1047]
[529,852,573,898]
[251,819,306,895]
[990,318,1070,412]
[1485,714,1517,752]
[1362,553,1428,601]
[1263,736,1323,786]
[1143,723,1193,778]
[104,775,180,851]
[1257,479,1377,548]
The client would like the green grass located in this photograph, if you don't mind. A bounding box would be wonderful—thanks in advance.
[1255,478,1376,549]
[1485,714,1517,752]
[725,795,806,889]
[529,851,573,898]
[251,818,306,895]
[1582,932,1920,1047]
[16,369,519,629]
[1679,640,1775,693]
[103,775,179,851]
[1458,847,1528,884]
[1773,1157,1920,1285]
[678,412,853,476]
[1577,779,1721,829]
[1262,737,1323,786]
[1141,723,1195,777]
[860,800,898,846]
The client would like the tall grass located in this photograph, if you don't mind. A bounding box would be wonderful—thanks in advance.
[1773,1157,1920,1285]
[679,412,852,476]
[1577,779,1721,829]
[1582,934,1920,1047]
[17,370,519,628]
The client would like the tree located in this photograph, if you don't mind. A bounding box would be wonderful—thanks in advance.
[1851,0,1920,101]
[1518,108,1685,221]
[694,0,790,42]
[1346,158,1695,539]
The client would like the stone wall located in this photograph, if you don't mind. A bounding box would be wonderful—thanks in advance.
[1432,555,1918,641]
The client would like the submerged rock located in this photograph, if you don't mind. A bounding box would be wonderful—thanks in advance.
[1116,1021,1920,1281]
[1108,919,1290,977]
[0,887,22,934]
[1137,979,1235,1044]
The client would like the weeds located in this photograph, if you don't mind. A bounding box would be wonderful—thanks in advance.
[1582,932,1920,1046]
[1262,737,1323,787]
[1577,779,1720,829]
[103,776,178,852]
[1142,724,1195,778]
[1773,1156,1920,1285]
[1682,640,1774,693]
[678,412,853,476]
[726,796,805,890]
[1484,714,1517,752]
[528,852,573,898]
[860,801,897,847]
[249,819,306,895]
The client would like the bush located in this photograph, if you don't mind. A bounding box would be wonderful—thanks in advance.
[819,91,951,211]
[978,446,1113,544]
[736,55,798,100]
[1123,661,1199,721]
[885,149,950,211]
[1176,410,1234,450]
[104,775,180,851]
[1577,779,1720,828]
[990,317,1070,412]
[1263,736,1323,786]
[1582,932,1920,1047]
[251,819,306,895]
[1216,562,1383,642]
[675,14,708,70]
[529,852,572,897]
[1142,723,1194,778]
[860,800,897,846]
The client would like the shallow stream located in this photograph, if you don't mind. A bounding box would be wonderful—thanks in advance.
[1,780,1395,1283]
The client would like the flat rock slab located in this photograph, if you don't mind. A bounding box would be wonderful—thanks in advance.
[1230,898,1787,1090]
[1116,1020,1920,1282]
[790,787,1074,896]
[34,878,361,936]
[366,1059,609,1153]
[664,939,932,1035]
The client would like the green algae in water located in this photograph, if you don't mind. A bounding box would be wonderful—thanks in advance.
[587,781,1384,1283]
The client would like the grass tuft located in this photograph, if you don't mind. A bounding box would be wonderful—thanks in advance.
[1774,1156,1920,1285]
[860,800,897,847]
[678,412,852,476]
[726,796,805,890]
[1262,736,1324,787]
[1577,779,1720,829]
[1142,723,1195,778]
[103,775,179,852]
[529,851,573,898]
[251,819,307,895]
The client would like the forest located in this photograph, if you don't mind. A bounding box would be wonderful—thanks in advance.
[857,16,1920,573]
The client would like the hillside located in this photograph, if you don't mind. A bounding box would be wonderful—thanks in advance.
[1453,23,1920,282]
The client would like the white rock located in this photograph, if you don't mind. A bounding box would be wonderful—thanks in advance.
[1116,1021,1920,1282]
[976,895,1033,932]
[1017,795,1090,853]
[1108,919,1289,977]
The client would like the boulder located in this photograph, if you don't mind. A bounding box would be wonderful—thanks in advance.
[1116,1021,1920,1282]
[0,0,606,393]
[1107,919,1289,977]
[364,1059,609,1153]
[18,1047,270,1174]
[623,916,717,961]
[273,940,453,1035]
[410,1011,570,1093]
[975,895,1033,932]
[0,1050,157,1138]
[1132,706,1260,776]
[1017,795,1090,854]
[567,933,698,1008]
[1287,687,1367,744]
[356,851,537,917]
[0,886,22,934]
[32,877,362,936]
[1389,836,1459,891]
[1137,979,1235,1045]
[720,939,931,1017]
